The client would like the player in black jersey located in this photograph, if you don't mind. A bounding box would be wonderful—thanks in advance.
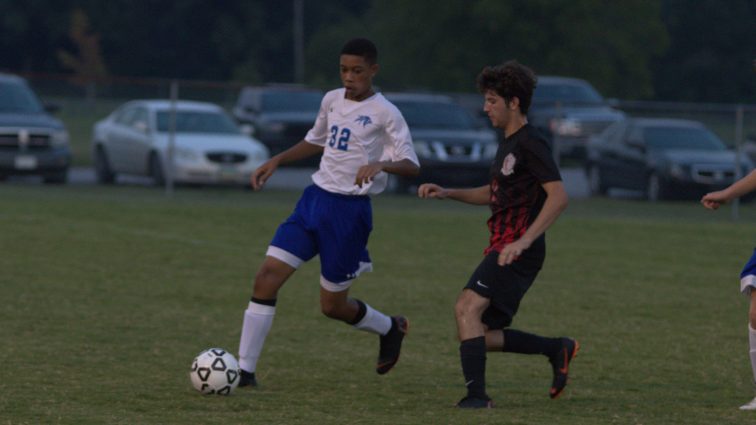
[418,60,578,408]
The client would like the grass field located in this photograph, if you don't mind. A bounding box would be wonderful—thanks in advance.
[1,184,755,424]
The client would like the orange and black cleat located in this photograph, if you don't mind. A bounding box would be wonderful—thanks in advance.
[376,315,409,375]
[549,337,580,399]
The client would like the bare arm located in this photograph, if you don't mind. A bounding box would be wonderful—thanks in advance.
[250,140,323,190]
[497,180,568,265]
[354,158,420,187]
[701,170,756,209]
[417,183,490,205]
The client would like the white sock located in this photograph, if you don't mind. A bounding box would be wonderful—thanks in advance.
[238,301,275,373]
[749,325,756,386]
[353,303,392,335]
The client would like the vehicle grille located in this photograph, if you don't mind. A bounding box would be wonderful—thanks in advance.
[691,164,736,184]
[430,141,484,162]
[206,152,247,164]
[0,131,51,150]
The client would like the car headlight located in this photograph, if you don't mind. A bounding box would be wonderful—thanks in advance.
[549,118,582,137]
[174,147,199,161]
[50,130,69,147]
[413,140,432,158]
[668,163,685,179]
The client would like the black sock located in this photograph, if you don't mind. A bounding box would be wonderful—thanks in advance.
[346,299,367,325]
[460,336,488,399]
[502,329,561,356]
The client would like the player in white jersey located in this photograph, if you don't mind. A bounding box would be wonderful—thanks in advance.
[237,38,420,388]
[701,170,756,410]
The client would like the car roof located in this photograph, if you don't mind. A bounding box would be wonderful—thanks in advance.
[628,117,706,129]
[120,99,225,112]
[0,72,28,84]
[383,92,454,103]
[537,75,593,86]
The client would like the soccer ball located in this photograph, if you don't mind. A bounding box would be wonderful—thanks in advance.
[189,348,240,395]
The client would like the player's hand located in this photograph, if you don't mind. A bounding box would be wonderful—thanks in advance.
[355,163,384,188]
[250,158,279,190]
[701,190,727,210]
[418,183,448,199]
[497,239,530,266]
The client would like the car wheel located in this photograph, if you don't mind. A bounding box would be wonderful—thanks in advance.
[149,152,165,186]
[94,146,116,184]
[646,173,666,202]
[587,164,607,196]
[43,170,68,184]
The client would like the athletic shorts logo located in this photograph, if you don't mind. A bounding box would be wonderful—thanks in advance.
[501,153,516,176]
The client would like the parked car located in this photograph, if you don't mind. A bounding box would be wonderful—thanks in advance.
[91,100,269,186]
[585,117,754,201]
[233,85,323,166]
[0,73,71,183]
[529,76,625,160]
[385,92,498,191]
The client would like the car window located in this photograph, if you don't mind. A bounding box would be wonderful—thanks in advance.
[0,81,44,113]
[115,107,138,126]
[132,108,149,129]
[155,110,240,134]
[393,101,477,130]
[260,91,322,112]
[533,82,604,105]
[643,126,727,151]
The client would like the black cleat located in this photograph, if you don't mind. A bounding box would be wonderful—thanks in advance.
[238,370,258,388]
[549,337,580,399]
[456,395,494,409]
[376,316,409,375]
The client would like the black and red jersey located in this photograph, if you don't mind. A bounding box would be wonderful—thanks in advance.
[485,124,561,256]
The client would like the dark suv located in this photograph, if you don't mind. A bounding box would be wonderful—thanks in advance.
[0,73,71,183]
[386,93,498,192]
[529,76,625,161]
[233,85,323,166]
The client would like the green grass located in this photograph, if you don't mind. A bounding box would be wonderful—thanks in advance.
[1,184,755,424]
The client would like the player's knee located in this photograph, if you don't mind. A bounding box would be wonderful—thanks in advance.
[749,309,756,329]
[454,299,477,321]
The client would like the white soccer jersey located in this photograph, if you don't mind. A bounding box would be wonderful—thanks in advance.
[304,88,419,195]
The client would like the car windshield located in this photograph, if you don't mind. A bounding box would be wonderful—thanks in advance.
[0,81,44,113]
[156,110,240,134]
[533,82,604,105]
[643,126,727,151]
[393,101,477,130]
[261,91,322,112]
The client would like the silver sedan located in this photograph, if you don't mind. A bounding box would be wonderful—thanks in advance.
[92,100,269,186]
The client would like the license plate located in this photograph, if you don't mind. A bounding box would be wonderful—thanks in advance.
[218,166,238,180]
[14,155,37,170]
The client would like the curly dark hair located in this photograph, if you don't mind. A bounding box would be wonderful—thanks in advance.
[476,60,537,115]
[341,38,378,65]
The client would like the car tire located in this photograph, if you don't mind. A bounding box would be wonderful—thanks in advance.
[43,170,68,184]
[94,146,116,184]
[149,152,165,186]
[587,164,607,196]
[646,173,668,202]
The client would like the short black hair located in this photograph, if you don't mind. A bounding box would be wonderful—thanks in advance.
[476,60,537,115]
[340,38,378,65]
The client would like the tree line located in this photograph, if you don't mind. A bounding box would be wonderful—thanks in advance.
[0,0,753,102]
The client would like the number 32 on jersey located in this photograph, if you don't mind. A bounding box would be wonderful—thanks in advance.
[328,125,351,151]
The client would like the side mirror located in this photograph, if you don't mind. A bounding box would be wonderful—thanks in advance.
[43,102,60,114]
[240,124,255,137]
[133,121,149,134]
[243,105,257,114]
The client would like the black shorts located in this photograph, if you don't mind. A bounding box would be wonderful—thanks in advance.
[464,245,544,329]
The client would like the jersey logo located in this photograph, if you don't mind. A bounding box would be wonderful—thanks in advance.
[355,115,373,127]
[501,153,516,176]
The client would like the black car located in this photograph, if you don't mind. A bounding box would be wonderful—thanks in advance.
[529,76,625,161]
[386,93,498,192]
[585,118,753,201]
[0,73,71,183]
[232,85,323,166]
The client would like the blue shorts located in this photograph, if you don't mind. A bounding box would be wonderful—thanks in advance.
[741,247,756,296]
[268,185,373,291]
